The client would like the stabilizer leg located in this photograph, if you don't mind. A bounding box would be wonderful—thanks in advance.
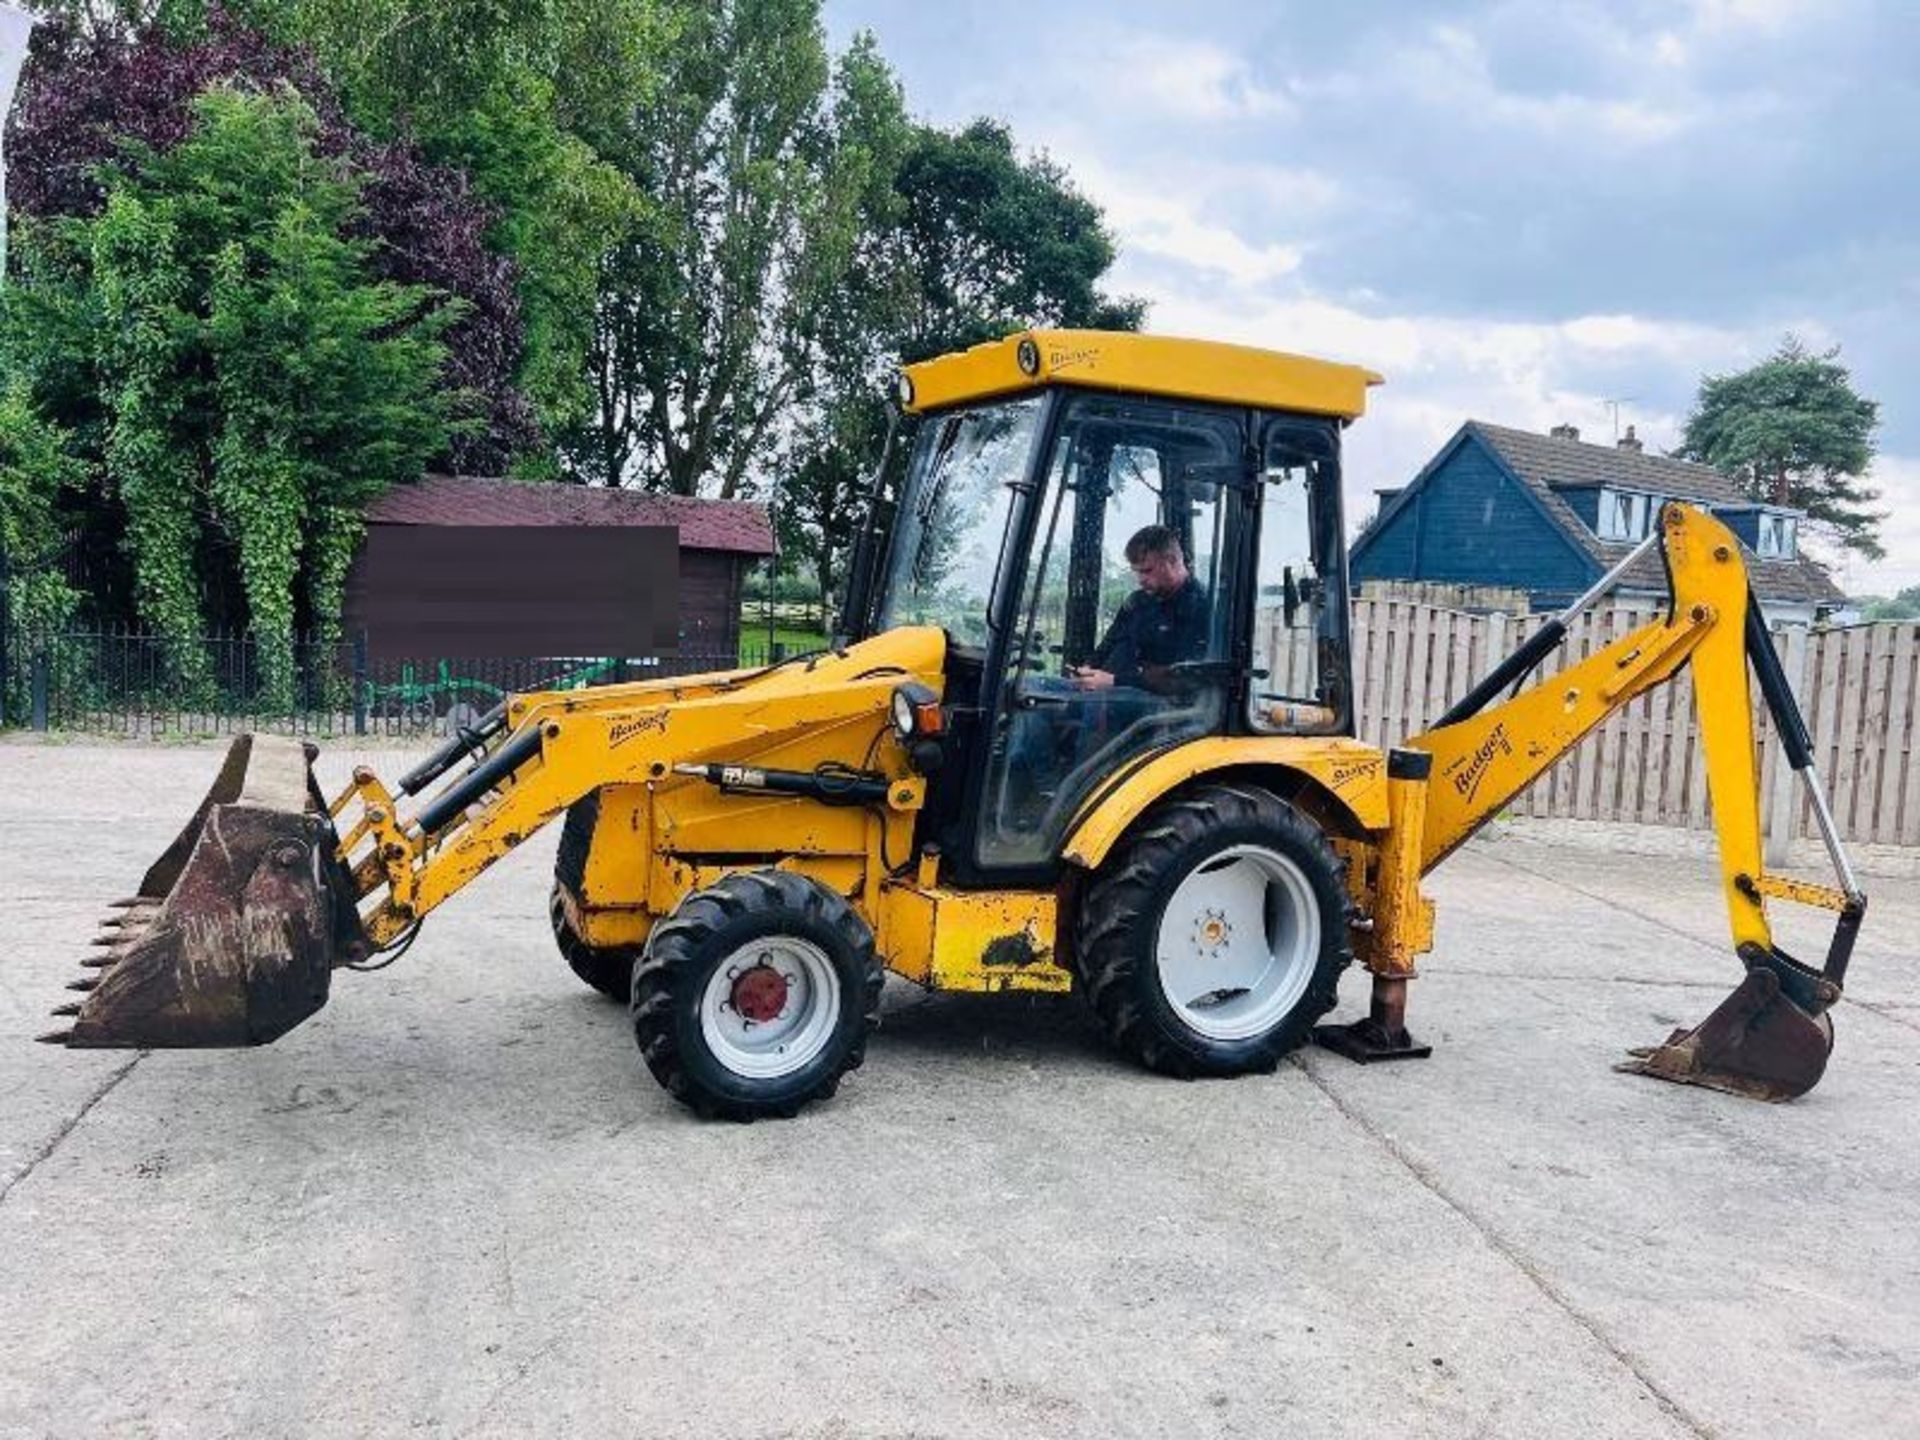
[1314,975,1433,1064]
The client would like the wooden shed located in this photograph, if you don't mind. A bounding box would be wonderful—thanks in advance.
[349,475,776,659]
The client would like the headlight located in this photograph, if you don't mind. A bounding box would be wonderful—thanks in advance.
[890,687,917,736]
[889,682,942,738]
[897,371,915,406]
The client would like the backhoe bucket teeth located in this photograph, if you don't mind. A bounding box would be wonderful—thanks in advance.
[40,735,366,1049]
[1616,948,1838,1102]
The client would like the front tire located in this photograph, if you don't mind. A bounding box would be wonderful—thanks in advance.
[631,871,882,1120]
[1073,784,1352,1077]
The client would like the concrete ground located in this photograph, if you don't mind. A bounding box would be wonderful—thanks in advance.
[0,739,1914,1439]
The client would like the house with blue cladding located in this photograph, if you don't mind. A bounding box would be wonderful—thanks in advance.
[1350,420,1845,625]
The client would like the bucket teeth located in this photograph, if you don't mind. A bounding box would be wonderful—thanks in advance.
[51,1002,84,1017]
[36,1030,75,1046]
[95,913,157,949]
[81,954,119,970]
[65,977,100,993]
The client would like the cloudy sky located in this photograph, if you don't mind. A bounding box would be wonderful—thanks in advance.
[824,0,1920,594]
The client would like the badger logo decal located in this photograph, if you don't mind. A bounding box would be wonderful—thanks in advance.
[1449,723,1514,805]
[609,712,668,749]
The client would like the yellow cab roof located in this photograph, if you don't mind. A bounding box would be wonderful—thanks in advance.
[900,329,1383,420]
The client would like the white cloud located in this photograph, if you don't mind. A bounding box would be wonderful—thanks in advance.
[1062,156,1311,288]
[822,1,1916,596]
[1348,22,1703,145]
[1100,35,1293,123]
[1828,453,1920,595]
[1687,0,1821,35]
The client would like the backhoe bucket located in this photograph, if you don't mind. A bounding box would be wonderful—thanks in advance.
[1617,947,1837,1102]
[39,734,367,1049]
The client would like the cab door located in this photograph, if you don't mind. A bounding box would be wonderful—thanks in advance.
[973,393,1250,873]
[1247,418,1352,736]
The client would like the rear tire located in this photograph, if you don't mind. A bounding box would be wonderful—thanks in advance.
[550,884,636,1001]
[1073,784,1351,1078]
[631,871,882,1120]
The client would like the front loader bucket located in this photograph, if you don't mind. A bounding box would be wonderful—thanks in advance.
[1616,946,1838,1102]
[39,734,367,1049]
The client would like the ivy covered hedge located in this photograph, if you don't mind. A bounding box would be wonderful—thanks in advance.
[7,87,458,705]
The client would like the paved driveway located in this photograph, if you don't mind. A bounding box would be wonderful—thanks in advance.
[1,740,1914,1438]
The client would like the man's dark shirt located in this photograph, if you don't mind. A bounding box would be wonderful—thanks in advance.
[1093,576,1209,689]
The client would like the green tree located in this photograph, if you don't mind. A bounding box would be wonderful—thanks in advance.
[773,119,1145,606]
[1679,336,1884,559]
[265,0,662,454]
[7,86,457,697]
[1862,586,1920,620]
[67,0,660,457]
[0,384,86,635]
[91,189,208,680]
[885,119,1146,363]
[585,3,909,496]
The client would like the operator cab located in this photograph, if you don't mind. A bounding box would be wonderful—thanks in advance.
[850,331,1378,884]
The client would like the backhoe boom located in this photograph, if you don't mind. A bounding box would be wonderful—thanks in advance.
[1376,503,1866,1099]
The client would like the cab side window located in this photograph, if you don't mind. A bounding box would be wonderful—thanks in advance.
[1249,423,1346,734]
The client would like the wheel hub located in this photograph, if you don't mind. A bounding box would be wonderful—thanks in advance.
[730,962,789,1023]
[1193,907,1233,956]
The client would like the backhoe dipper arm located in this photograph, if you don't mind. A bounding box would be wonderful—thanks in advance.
[1390,503,1866,1099]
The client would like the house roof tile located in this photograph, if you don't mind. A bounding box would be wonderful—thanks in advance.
[1465,422,1844,606]
[367,474,777,557]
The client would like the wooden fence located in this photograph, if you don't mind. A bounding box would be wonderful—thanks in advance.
[1342,597,1920,851]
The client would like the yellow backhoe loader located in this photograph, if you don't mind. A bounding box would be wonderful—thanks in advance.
[42,331,1869,1117]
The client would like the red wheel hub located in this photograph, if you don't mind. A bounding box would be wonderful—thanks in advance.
[730,964,789,1022]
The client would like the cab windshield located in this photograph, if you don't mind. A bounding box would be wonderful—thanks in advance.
[875,396,1045,647]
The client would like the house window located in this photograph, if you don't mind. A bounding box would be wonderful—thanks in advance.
[1597,489,1655,541]
[1757,513,1796,558]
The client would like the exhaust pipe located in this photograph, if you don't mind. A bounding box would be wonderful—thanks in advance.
[40,734,368,1049]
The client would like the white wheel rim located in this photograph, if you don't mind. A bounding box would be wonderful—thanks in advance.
[1155,844,1322,1042]
[698,937,842,1079]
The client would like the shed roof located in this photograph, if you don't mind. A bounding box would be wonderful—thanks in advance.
[1464,422,1844,606]
[368,475,776,557]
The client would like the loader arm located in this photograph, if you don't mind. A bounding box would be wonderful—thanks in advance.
[334,640,936,949]
[1393,503,1866,1098]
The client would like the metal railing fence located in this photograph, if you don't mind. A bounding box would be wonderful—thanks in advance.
[1,624,775,739]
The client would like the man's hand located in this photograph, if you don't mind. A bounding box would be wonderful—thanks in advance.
[1137,661,1174,694]
[1068,665,1115,691]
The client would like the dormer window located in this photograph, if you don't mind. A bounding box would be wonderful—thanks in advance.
[1596,488,1657,542]
[1757,513,1797,558]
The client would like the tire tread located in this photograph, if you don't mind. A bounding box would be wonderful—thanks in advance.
[631,870,882,1121]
